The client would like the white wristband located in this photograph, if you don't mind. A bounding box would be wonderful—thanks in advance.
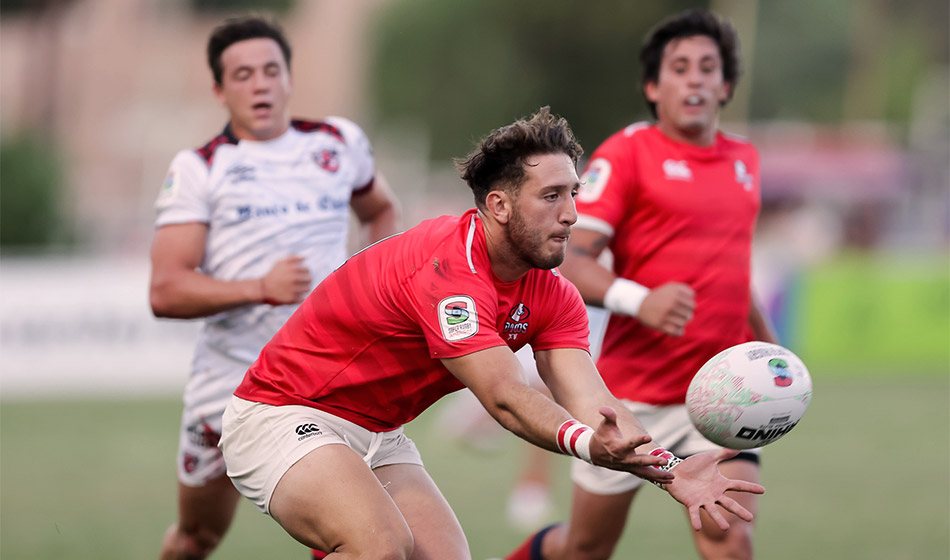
[603,278,650,317]
[556,419,594,463]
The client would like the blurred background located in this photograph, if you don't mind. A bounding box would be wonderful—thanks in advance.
[0,0,948,558]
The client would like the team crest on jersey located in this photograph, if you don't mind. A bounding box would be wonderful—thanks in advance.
[438,295,478,341]
[662,159,693,181]
[504,303,531,340]
[578,158,611,203]
[734,160,754,191]
[313,149,340,173]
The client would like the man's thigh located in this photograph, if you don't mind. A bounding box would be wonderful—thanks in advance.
[269,444,414,555]
[374,463,470,560]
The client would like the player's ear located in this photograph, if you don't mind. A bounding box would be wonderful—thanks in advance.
[212,81,227,107]
[485,190,512,225]
[644,80,660,104]
[719,80,733,104]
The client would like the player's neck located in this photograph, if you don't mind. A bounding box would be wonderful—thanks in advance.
[480,212,531,283]
[656,120,718,148]
[229,119,292,143]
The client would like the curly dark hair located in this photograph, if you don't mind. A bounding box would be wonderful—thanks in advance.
[455,107,583,209]
[639,9,741,118]
[207,15,292,85]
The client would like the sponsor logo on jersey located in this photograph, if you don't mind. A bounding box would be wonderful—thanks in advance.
[438,295,478,341]
[234,195,349,222]
[225,163,257,183]
[504,303,531,340]
[577,158,611,203]
[295,423,323,441]
[768,358,793,387]
[313,149,340,173]
[734,160,754,191]
[662,159,693,181]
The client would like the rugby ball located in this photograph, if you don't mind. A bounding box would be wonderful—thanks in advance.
[686,341,812,450]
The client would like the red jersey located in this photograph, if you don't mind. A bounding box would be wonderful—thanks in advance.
[234,209,590,431]
[575,123,760,405]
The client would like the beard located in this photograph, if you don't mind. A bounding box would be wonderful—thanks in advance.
[507,210,566,270]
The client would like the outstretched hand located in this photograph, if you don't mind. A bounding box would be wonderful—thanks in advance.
[588,406,674,484]
[664,448,766,531]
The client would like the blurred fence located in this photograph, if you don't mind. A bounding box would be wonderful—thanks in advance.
[0,255,198,399]
[2,249,945,401]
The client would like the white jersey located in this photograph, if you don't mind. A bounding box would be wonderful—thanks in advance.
[154,117,375,366]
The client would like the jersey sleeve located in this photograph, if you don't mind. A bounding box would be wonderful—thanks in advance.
[574,133,638,237]
[404,262,508,360]
[154,150,211,227]
[326,115,376,191]
[526,273,590,353]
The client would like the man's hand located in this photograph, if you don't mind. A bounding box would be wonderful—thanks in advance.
[261,255,312,305]
[588,407,674,484]
[664,448,766,530]
[638,281,695,336]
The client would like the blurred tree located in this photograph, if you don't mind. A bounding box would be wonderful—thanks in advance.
[371,0,947,160]
[747,0,851,123]
[187,0,296,14]
[0,134,73,249]
[370,0,707,162]
[749,0,948,129]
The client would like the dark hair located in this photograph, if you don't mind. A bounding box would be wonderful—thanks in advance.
[455,107,583,209]
[207,16,292,85]
[639,9,741,118]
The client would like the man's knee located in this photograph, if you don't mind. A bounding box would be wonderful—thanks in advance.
[696,521,754,560]
[178,521,226,559]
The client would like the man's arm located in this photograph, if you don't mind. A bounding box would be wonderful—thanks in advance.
[561,227,695,337]
[350,171,402,246]
[535,346,766,530]
[441,346,671,481]
[149,223,311,319]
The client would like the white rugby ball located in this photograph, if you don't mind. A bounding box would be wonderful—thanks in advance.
[686,341,812,450]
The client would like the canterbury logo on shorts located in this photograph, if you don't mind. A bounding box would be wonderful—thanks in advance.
[295,423,322,441]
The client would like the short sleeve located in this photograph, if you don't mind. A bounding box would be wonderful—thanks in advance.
[574,133,638,237]
[326,116,375,190]
[404,262,507,360]
[526,274,590,353]
[154,150,211,227]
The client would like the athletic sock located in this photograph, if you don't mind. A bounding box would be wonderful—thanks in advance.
[504,523,560,560]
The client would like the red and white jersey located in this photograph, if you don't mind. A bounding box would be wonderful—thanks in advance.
[576,123,760,405]
[154,117,375,365]
[235,209,590,431]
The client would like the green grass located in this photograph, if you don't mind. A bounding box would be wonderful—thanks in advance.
[2,375,948,559]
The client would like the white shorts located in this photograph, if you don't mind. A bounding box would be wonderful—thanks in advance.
[571,401,761,495]
[220,396,424,514]
[176,345,251,486]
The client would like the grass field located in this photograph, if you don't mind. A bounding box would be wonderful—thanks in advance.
[2,374,948,560]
